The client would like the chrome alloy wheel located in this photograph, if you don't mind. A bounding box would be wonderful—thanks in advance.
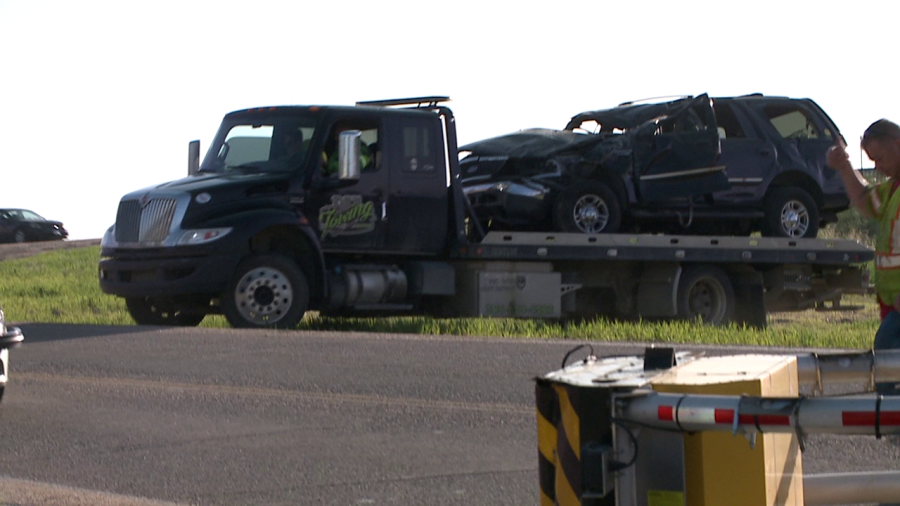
[573,194,610,234]
[233,266,294,326]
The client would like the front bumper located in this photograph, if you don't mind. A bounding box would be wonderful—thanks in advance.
[1,326,23,387]
[99,246,242,298]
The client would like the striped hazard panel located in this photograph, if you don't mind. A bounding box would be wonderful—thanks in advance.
[536,379,613,506]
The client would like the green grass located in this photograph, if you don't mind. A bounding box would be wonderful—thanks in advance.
[0,244,880,350]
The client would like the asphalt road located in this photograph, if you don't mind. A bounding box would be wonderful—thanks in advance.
[0,325,897,505]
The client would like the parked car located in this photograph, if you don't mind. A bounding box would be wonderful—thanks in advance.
[459,93,849,238]
[0,208,69,243]
[0,302,24,404]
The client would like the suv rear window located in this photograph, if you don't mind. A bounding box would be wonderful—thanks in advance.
[763,104,821,140]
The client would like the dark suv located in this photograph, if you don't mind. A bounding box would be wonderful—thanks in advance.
[460,94,849,238]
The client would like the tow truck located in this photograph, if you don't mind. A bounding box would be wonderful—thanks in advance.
[98,97,871,328]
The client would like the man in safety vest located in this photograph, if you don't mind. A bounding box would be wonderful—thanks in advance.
[828,119,900,395]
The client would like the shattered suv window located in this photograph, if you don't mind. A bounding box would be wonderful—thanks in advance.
[713,103,746,139]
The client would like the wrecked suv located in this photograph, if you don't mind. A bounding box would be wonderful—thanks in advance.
[460,94,849,238]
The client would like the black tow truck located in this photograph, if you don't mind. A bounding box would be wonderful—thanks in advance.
[98,97,872,329]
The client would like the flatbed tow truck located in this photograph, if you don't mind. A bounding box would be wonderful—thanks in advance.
[98,97,872,328]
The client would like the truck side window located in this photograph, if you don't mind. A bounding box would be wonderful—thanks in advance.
[321,122,379,177]
[401,123,437,173]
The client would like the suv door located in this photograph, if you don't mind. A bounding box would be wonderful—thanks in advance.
[632,95,730,202]
[712,99,779,205]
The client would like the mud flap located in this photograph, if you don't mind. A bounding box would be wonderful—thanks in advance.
[730,268,766,328]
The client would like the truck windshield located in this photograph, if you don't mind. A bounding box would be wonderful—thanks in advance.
[198,116,318,174]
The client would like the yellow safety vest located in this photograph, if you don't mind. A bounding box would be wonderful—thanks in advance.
[869,179,900,305]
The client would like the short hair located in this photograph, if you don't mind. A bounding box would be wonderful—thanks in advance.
[862,119,900,148]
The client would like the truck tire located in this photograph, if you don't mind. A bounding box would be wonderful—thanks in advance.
[676,265,735,325]
[762,187,819,239]
[222,253,309,329]
[552,181,622,234]
[125,297,206,327]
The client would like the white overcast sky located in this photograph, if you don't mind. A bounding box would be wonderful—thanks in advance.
[1,0,896,239]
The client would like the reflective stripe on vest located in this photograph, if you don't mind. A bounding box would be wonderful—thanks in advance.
[870,188,883,215]
[877,253,900,270]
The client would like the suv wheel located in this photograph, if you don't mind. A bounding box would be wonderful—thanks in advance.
[552,182,622,234]
[762,187,819,239]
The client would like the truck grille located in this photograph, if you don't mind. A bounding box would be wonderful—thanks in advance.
[115,198,177,244]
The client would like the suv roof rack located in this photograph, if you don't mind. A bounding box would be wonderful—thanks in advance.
[356,96,450,108]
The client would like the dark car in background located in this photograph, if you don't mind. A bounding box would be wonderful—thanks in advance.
[0,208,68,243]
[460,93,849,238]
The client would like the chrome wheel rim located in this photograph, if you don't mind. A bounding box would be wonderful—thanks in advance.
[233,266,293,325]
[573,194,610,233]
[780,200,809,238]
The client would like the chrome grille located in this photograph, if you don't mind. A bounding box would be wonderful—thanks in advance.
[115,198,177,244]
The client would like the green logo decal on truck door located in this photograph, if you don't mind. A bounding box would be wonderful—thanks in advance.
[318,195,376,238]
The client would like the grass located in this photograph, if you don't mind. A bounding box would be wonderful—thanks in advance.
[0,241,881,350]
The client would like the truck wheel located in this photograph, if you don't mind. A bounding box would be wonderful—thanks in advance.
[676,265,735,325]
[222,254,309,329]
[552,181,622,234]
[126,297,206,327]
[762,187,819,239]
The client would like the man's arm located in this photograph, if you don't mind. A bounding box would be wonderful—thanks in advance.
[827,145,872,218]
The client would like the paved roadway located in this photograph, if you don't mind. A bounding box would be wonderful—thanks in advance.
[0,324,897,505]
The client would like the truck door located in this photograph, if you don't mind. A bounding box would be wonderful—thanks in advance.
[308,118,388,252]
[382,115,448,254]
[712,100,779,205]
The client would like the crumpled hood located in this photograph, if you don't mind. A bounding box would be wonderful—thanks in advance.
[460,128,605,159]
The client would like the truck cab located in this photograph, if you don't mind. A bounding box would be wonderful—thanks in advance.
[100,98,459,328]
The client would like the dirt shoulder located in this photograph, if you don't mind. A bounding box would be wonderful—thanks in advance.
[0,239,101,261]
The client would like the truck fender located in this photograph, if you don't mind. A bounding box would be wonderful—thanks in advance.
[206,208,328,304]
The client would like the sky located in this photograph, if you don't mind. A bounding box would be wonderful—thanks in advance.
[1,0,897,240]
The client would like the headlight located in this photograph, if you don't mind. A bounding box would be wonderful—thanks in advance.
[100,225,117,248]
[177,228,232,245]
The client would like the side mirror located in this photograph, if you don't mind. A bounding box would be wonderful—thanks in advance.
[188,140,201,176]
[338,130,362,180]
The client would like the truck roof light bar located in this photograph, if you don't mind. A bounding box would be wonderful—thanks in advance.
[356,96,450,108]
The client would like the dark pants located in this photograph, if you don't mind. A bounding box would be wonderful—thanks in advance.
[875,310,900,395]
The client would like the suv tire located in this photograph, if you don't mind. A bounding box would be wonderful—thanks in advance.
[762,187,819,239]
[553,181,622,234]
